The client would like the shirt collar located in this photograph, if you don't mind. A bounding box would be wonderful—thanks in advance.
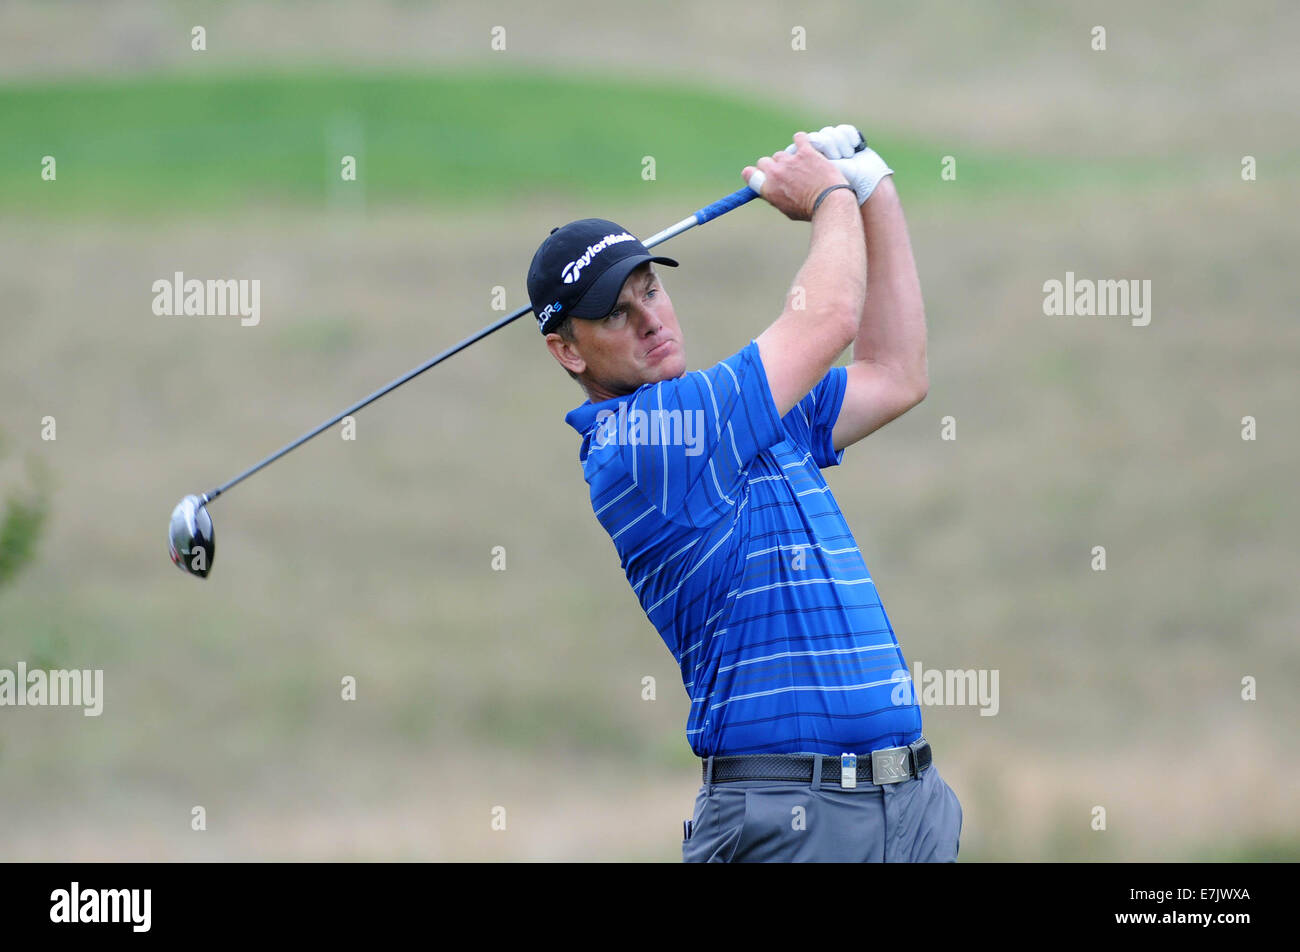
[564,394,625,436]
[564,386,658,464]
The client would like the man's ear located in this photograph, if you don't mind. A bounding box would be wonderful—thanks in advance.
[545,332,587,376]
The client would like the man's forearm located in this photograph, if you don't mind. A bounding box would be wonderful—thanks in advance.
[757,188,865,416]
[852,178,927,387]
[797,188,867,333]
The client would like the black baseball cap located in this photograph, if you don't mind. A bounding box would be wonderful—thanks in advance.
[527,218,678,335]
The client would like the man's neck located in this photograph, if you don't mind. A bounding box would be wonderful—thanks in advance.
[583,382,634,405]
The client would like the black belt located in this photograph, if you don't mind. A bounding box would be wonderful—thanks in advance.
[703,738,932,788]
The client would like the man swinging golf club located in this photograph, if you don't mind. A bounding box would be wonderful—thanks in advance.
[529,126,963,862]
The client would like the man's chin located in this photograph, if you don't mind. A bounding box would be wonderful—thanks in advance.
[647,361,685,383]
[646,349,686,382]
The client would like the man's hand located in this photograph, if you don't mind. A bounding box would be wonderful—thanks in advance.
[806,124,894,206]
[807,123,865,159]
[743,132,850,222]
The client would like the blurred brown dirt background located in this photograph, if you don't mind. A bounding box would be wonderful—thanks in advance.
[0,1,1297,861]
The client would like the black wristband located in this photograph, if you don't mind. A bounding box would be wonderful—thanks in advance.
[812,183,856,216]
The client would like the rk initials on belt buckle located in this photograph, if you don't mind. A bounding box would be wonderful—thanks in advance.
[871,746,911,784]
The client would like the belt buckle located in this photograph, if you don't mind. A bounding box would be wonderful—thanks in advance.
[870,745,911,784]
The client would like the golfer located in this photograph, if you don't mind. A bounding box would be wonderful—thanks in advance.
[527,126,962,862]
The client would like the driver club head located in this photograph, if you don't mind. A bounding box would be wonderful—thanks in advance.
[169,494,215,579]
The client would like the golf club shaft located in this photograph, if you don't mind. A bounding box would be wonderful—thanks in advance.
[203,185,760,503]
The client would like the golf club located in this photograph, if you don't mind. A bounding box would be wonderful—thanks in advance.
[168,183,762,578]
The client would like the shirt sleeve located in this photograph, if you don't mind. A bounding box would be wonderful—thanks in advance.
[590,340,786,527]
[780,364,849,469]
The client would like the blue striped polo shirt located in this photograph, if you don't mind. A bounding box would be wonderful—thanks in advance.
[564,339,922,757]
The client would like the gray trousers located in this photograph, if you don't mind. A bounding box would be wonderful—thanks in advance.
[681,760,963,862]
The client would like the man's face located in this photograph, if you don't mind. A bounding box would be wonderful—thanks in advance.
[546,263,686,401]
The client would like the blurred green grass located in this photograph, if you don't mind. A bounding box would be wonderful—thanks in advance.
[0,68,1198,218]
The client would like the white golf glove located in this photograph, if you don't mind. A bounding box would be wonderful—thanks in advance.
[804,124,893,205]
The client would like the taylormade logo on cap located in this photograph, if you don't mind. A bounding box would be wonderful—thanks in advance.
[561,232,637,284]
[527,218,677,335]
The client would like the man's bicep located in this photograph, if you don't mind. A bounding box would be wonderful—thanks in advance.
[757,321,854,418]
[830,360,927,451]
